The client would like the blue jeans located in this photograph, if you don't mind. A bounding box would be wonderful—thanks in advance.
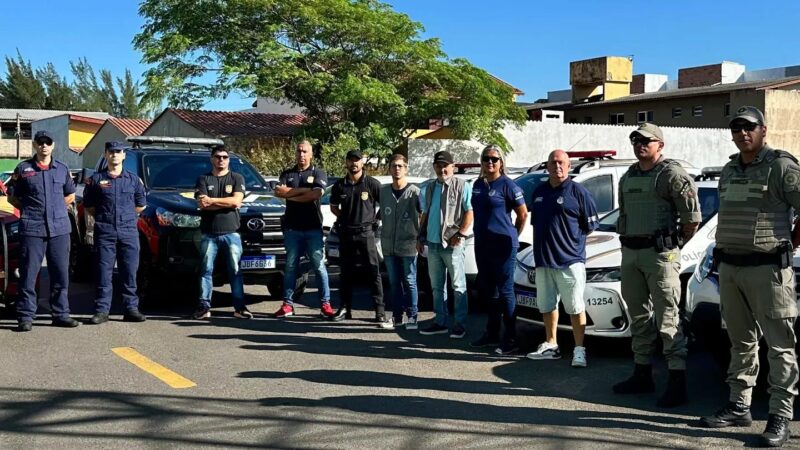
[282,228,330,306]
[199,233,245,310]
[427,242,468,328]
[384,255,418,320]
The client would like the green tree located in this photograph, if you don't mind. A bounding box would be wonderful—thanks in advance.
[134,0,525,160]
[0,51,47,108]
[37,63,76,109]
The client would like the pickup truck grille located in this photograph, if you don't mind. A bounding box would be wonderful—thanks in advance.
[239,214,286,254]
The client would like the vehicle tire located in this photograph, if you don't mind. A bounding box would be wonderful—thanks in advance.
[268,273,307,301]
[137,236,161,306]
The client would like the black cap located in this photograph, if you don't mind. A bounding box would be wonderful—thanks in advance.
[105,141,125,151]
[433,150,454,165]
[346,149,363,160]
[34,130,53,142]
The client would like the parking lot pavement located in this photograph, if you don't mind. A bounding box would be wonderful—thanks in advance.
[0,270,796,449]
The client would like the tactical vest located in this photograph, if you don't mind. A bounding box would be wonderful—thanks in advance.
[716,149,793,253]
[380,183,421,257]
[619,161,675,236]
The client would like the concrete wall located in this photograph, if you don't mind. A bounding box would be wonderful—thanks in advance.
[408,121,734,178]
[82,122,125,169]
[766,89,800,155]
[0,139,31,158]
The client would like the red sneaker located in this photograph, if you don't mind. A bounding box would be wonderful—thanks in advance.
[320,302,335,318]
[274,303,294,318]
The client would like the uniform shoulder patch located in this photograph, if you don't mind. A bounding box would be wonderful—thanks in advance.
[783,167,800,192]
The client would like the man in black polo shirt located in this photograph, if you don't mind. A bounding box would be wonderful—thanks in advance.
[192,146,249,320]
[330,149,387,325]
[272,140,334,318]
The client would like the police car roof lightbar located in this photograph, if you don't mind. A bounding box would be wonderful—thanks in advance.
[566,150,616,158]
[126,136,225,147]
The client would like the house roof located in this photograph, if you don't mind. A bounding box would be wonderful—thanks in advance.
[0,108,111,122]
[534,76,800,111]
[165,108,305,137]
[69,114,107,125]
[489,74,525,96]
[108,118,152,136]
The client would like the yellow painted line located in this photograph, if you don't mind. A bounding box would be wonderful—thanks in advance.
[112,347,196,389]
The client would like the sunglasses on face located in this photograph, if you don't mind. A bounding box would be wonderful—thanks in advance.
[35,139,53,146]
[481,156,501,163]
[630,137,656,146]
[212,155,229,160]
[730,122,759,133]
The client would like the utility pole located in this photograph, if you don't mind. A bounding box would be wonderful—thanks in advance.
[15,112,21,159]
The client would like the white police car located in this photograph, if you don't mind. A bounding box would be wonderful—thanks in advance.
[513,181,719,338]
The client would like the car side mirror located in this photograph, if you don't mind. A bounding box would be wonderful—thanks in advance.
[267,180,279,191]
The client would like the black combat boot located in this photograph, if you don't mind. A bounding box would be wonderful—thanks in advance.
[760,414,791,447]
[699,401,752,428]
[656,369,687,408]
[612,364,655,394]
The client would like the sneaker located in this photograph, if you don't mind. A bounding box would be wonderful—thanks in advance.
[274,303,294,318]
[234,307,253,319]
[470,333,500,348]
[526,342,561,360]
[377,317,394,329]
[320,303,336,319]
[419,323,449,335]
[191,307,211,320]
[449,325,466,339]
[572,346,587,368]
[392,316,404,327]
[331,308,351,322]
[495,340,519,355]
[405,316,418,330]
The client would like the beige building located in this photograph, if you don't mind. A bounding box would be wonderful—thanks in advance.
[527,58,800,154]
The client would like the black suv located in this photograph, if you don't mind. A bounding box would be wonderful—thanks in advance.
[71,136,308,301]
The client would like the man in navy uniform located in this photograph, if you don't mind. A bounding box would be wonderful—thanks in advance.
[7,130,78,331]
[83,141,147,324]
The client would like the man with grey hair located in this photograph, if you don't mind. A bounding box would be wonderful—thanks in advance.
[418,150,473,338]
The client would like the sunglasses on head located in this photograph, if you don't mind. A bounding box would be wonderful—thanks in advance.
[35,138,53,146]
[630,137,656,146]
[481,156,501,163]
[212,154,229,160]
[730,122,759,133]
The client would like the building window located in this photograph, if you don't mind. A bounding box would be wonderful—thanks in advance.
[692,106,703,117]
[724,103,731,117]
[637,111,654,123]
[609,113,624,125]
[0,123,31,139]
[672,107,682,119]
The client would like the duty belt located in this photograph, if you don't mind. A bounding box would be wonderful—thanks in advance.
[619,236,654,249]
[714,246,792,268]
[339,224,376,235]
[620,229,683,252]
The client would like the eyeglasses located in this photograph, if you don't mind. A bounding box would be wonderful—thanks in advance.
[212,155,229,160]
[630,137,656,146]
[35,139,53,146]
[730,122,759,133]
[481,156,501,163]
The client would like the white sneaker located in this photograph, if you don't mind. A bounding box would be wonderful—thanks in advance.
[526,342,561,360]
[405,317,418,330]
[572,346,587,368]
[377,318,394,329]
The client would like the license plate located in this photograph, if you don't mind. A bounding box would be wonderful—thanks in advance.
[516,290,537,309]
[329,248,340,258]
[240,255,275,270]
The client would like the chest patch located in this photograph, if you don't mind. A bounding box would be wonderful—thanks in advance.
[225,184,233,194]
[361,191,369,201]
[384,206,392,216]
[306,176,314,184]
[534,197,543,203]
[556,196,564,205]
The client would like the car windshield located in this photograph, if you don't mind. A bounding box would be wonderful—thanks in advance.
[594,186,720,233]
[142,154,265,190]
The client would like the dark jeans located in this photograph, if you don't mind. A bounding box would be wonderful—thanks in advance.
[476,239,517,344]
[384,255,418,320]
[338,229,384,318]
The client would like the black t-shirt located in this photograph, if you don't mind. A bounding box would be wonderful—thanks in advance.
[195,171,246,234]
[392,185,409,201]
[330,174,381,228]
[278,165,327,230]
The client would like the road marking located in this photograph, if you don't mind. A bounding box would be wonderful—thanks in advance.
[112,347,196,389]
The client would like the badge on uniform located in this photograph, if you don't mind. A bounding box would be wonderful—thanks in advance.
[225,184,233,194]
[99,180,111,188]
[307,176,314,184]
[361,191,369,201]
[556,196,564,204]
[384,206,392,215]
[488,189,497,197]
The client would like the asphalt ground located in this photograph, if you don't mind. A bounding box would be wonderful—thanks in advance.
[0,267,798,449]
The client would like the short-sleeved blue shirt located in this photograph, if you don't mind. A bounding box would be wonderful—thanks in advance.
[531,178,599,269]
[471,175,525,248]
[83,169,146,237]
[8,158,75,237]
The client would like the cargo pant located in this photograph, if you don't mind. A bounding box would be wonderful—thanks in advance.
[719,262,798,419]
[620,246,687,370]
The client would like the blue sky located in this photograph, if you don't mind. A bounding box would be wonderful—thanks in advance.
[2,1,798,111]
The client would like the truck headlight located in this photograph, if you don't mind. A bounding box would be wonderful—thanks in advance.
[586,267,621,283]
[156,207,201,228]
[694,247,714,282]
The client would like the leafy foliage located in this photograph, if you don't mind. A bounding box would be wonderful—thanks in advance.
[135,0,525,157]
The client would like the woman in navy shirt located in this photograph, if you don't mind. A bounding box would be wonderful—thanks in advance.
[469,145,528,354]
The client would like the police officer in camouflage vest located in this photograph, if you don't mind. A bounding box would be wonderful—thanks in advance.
[699,106,798,448]
[612,123,701,408]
